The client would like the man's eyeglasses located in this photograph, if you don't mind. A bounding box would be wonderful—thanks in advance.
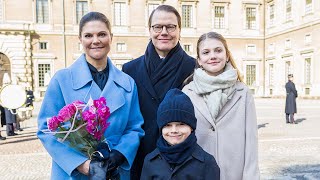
[151,24,177,33]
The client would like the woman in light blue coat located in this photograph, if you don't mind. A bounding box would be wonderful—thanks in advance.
[37,12,144,180]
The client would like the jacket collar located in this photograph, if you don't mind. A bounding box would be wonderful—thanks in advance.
[148,144,204,163]
[70,54,131,92]
[69,54,131,114]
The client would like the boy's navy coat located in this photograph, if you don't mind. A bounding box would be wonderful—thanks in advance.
[122,54,195,177]
[140,144,220,180]
[37,54,144,180]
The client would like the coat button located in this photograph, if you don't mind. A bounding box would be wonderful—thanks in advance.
[211,126,215,131]
[152,97,156,100]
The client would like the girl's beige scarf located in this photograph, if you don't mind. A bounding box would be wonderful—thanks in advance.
[191,63,238,122]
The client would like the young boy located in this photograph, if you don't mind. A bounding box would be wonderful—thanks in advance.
[141,88,220,180]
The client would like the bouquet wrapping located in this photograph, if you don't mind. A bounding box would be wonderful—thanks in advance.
[43,97,111,158]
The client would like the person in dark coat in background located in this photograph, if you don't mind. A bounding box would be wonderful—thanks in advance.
[25,88,35,107]
[285,74,298,124]
[141,89,220,180]
[0,105,7,140]
[122,5,195,179]
[5,108,18,136]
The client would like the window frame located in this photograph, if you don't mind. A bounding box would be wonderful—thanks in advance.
[116,43,127,52]
[113,1,127,26]
[183,44,193,53]
[36,0,49,24]
[75,0,88,24]
[213,5,225,29]
[305,0,313,15]
[246,44,257,55]
[268,3,275,27]
[284,39,291,50]
[304,33,312,45]
[0,0,4,22]
[269,63,274,87]
[39,41,48,50]
[268,43,275,54]
[245,64,257,86]
[181,4,193,28]
[285,0,292,21]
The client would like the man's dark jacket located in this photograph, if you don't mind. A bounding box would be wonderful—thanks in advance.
[122,54,195,179]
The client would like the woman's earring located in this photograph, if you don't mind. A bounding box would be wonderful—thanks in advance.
[200,65,204,70]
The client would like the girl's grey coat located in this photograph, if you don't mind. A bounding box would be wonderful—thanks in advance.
[37,54,144,180]
[182,81,260,180]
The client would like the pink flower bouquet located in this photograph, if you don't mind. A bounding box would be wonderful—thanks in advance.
[44,97,110,158]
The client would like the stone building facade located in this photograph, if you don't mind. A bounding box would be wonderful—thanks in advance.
[0,0,319,98]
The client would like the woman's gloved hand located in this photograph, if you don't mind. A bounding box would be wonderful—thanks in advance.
[107,149,125,172]
[88,142,111,180]
[89,160,109,180]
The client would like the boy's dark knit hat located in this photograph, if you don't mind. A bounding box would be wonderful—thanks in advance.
[157,88,197,130]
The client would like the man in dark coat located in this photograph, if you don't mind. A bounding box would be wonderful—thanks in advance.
[25,88,35,107]
[285,74,298,124]
[5,108,18,136]
[122,5,195,179]
[0,105,6,140]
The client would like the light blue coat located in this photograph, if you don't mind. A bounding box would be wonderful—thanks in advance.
[37,54,145,180]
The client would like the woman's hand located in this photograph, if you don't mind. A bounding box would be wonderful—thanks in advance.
[77,160,91,175]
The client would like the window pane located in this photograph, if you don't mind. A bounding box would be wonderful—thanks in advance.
[38,64,51,87]
[269,64,274,86]
[183,45,191,52]
[148,4,159,17]
[269,4,274,26]
[182,5,192,28]
[305,34,311,44]
[246,7,256,29]
[305,58,311,84]
[114,2,126,26]
[285,61,291,83]
[305,0,312,14]
[36,0,49,23]
[39,42,47,50]
[116,43,126,52]
[0,0,3,22]
[247,45,256,54]
[286,0,292,20]
[76,1,88,24]
[214,6,225,29]
[246,65,256,86]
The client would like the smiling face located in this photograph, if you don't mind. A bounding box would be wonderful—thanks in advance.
[162,122,192,146]
[79,20,112,64]
[149,10,180,57]
[198,38,228,76]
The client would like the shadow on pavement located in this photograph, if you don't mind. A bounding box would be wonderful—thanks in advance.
[0,136,39,145]
[275,164,320,179]
[258,123,269,129]
[6,133,37,139]
[295,118,306,124]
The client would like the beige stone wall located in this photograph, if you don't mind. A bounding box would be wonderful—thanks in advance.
[0,0,319,98]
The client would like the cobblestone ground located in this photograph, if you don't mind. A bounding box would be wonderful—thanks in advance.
[257,98,320,180]
[0,98,319,179]
[0,101,51,180]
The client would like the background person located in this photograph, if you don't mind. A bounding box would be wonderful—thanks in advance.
[285,74,298,124]
[0,105,6,140]
[183,32,260,179]
[141,89,220,180]
[122,5,195,179]
[37,12,144,180]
